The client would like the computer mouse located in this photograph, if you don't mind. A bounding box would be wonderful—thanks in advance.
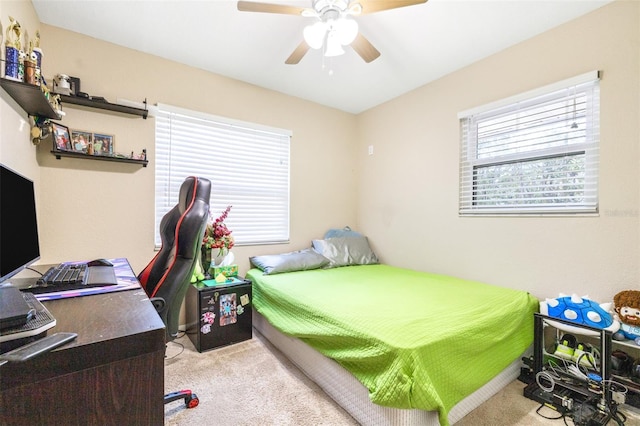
[87,258,113,267]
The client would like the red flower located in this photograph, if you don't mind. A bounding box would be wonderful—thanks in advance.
[202,206,234,256]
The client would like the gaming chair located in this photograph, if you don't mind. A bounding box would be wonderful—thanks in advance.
[137,176,211,409]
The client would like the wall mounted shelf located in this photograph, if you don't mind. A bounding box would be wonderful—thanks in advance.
[0,78,61,119]
[51,150,148,167]
[58,94,148,119]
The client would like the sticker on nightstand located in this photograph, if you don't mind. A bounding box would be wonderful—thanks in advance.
[201,311,215,334]
[219,293,237,326]
[240,294,250,306]
[237,305,244,315]
[201,311,215,324]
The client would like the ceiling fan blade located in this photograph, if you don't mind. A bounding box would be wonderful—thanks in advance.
[351,33,380,63]
[359,0,427,14]
[285,40,311,64]
[237,1,307,15]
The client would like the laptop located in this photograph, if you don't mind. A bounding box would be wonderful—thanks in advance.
[0,284,35,330]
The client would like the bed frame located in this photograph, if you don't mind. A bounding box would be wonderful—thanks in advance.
[253,309,527,425]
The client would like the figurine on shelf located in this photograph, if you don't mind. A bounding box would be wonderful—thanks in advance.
[24,50,37,85]
[131,150,147,160]
[53,74,72,95]
[38,76,62,115]
[17,49,27,82]
[5,16,21,49]
[130,149,148,161]
[4,16,22,81]
[32,30,40,49]
[29,117,51,146]
[29,35,43,86]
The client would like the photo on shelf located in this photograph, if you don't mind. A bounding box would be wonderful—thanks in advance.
[93,133,114,155]
[71,130,92,153]
[51,122,71,151]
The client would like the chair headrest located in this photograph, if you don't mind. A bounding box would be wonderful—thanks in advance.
[179,176,211,212]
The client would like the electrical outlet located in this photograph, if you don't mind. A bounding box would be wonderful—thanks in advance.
[368,145,374,155]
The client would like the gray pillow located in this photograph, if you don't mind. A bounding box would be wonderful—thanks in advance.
[311,236,378,268]
[250,248,329,275]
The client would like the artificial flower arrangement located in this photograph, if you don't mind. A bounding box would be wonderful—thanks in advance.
[202,205,235,257]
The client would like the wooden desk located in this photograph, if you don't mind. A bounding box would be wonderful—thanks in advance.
[0,273,166,425]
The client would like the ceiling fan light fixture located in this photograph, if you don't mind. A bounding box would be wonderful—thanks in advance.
[303,21,327,49]
[334,16,358,45]
[324,31,345,57]
[238,0,428,64]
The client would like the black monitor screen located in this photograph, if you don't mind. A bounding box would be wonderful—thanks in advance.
[0,164,41,282]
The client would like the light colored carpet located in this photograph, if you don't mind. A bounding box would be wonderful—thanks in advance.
[164,331,357,425]
[164,330,640,425]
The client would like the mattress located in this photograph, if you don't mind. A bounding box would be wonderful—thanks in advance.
[253,309,527,425]
[247,264,538,425]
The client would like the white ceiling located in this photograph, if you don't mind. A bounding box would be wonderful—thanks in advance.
[32,0,612,114]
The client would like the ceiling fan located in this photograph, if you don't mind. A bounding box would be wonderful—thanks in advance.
[237,0,427,64]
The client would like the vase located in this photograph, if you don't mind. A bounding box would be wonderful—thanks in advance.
[201,246,212,265]
[200,247,212,279]
[210,250,228,267]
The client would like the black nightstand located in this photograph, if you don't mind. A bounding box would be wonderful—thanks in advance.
[185,278,252,352]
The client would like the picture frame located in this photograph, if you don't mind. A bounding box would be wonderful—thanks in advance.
[70,130,92,153]
[51,122,71,151]
[93,133,114,155]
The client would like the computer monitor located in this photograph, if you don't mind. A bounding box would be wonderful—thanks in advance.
[0,164,41,283]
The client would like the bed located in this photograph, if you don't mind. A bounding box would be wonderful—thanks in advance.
[246,258,538,425]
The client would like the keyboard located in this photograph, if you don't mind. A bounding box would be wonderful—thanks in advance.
[29,262,118,294]
[39,263,87,286]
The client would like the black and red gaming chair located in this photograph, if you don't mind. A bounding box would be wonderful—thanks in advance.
[138,176,211,409]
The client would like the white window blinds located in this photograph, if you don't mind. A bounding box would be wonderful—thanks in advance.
[458,71,600,215]
[154,104,291,248]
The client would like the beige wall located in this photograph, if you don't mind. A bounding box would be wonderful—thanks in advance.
[0,1,358,276]
[1,1,638,307]
[356,0,640,302]
[0,1,42,209]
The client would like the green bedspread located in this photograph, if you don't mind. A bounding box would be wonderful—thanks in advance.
[247,264,538,425]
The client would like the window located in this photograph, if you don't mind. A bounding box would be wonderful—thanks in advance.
[154,104,291,248]
[459,71,600,215]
